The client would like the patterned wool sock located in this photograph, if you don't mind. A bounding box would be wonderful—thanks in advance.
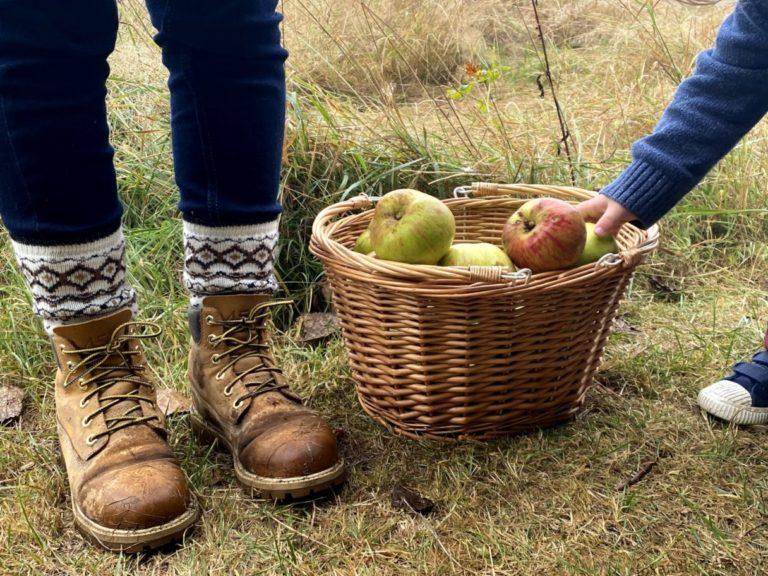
[183,220,278,308]
[12,228,137,333]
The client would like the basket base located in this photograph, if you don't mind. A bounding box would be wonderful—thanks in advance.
[357,395,583,441]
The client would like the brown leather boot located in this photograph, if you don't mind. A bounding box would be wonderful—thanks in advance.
[51,310,199,552]
[188,294,345,499]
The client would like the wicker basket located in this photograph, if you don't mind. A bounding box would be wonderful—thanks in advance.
[310,183,659,440]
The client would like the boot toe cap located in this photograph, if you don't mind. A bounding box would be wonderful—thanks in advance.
[80,459,192,530]
[239,417,340,479]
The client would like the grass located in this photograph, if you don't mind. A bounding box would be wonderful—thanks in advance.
[2,0,768,573]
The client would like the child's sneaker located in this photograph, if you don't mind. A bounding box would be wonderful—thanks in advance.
[697,336,768,424]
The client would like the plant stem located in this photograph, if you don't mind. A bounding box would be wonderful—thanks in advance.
[531,0,577,185]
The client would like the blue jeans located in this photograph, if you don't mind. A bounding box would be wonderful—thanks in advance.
[0,0,287,245]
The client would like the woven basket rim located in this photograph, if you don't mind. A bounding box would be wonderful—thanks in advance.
[310,182,659,295]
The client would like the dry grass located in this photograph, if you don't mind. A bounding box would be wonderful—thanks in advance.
[2,0,768,574]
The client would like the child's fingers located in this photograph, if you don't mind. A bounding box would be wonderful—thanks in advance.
[576,196,606,223]
[578,195,637,236]
[594,204,630,237]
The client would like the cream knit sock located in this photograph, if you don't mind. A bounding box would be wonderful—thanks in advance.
[12,228,137,333]
[183,220,278,308]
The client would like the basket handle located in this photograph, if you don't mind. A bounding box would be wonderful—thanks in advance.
[454,183,597,202]
[311,194,378,238]
[591,223,659,269]
[468,266,532,284]
[619,223,660,265]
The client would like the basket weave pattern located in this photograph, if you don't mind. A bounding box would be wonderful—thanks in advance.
[311,183,659,440]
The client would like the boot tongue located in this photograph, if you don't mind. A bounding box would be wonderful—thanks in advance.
[229,316,270,376]
[55,309,152,437]
[53,309,133,350]
[202,294,276,384]
[202,294,272,321]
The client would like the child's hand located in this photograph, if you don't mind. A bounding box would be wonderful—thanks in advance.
[577,195,637,237]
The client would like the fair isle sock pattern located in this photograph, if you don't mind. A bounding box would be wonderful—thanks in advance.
[183,220,278,299]
[12,229,137,332]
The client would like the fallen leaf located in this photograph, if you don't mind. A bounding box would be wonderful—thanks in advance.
[156,388,192,417]
[391,483,435,516]
[0,385,23,423]
[297,312,339,345]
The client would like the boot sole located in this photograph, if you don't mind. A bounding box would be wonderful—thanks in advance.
[71,495,200,553]
[190,412,346,501]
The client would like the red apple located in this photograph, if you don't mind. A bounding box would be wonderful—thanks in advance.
[502,198,586,272]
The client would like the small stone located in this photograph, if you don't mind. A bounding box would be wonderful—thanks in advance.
[0,385,23,423]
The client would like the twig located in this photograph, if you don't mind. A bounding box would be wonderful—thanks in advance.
[615,460,657,491]
[530,0,577,185]
[743,521,768,538]
[614,451,671,492]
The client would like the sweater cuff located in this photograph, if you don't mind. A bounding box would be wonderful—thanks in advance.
[601,160,691,228]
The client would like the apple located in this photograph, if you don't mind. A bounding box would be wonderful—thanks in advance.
[502,198,586,272]
[353,229,373,254]
[369,189,455,264]
[574,222,619,266]
[439,243,515,269]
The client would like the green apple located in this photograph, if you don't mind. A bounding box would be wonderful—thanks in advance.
[353,229,373,254]
[369,189,455,264]
[439,243,515,269]
[575,222,619,266]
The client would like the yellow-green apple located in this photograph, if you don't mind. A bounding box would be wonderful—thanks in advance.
[502,198,586,272]
[353,229,373,254]
[439,243,515,269]
[574,222,619,266]
[369,189,455,264]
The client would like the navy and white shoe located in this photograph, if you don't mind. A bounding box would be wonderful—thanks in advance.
[697,339,768,425]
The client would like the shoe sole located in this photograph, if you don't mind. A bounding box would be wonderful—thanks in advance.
[190,411,346,500]
[697,389,768,425]
[71,494,200,553]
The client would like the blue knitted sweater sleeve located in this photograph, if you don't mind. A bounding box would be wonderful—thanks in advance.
[601,0,768,227]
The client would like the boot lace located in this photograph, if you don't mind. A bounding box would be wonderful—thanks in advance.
[60,321,161,446]
[205,299,297,409]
